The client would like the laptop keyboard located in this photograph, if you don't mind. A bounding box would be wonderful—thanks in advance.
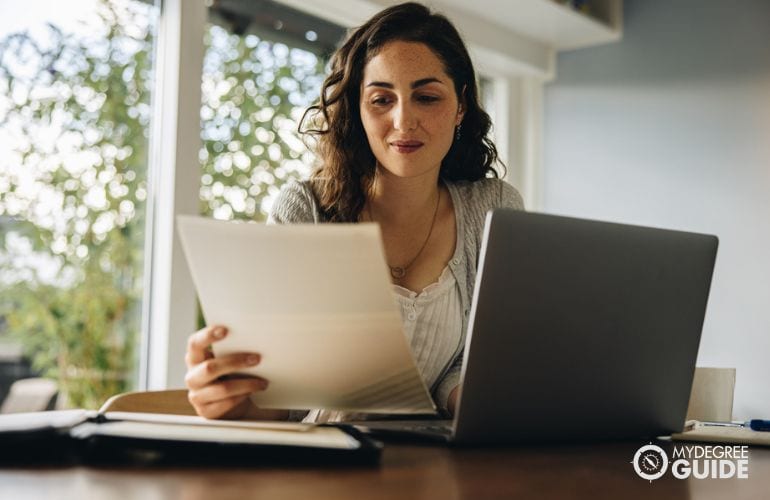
[349,419,454,440]
[410,424,452,435]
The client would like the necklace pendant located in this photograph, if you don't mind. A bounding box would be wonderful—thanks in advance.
[390,267,406,280]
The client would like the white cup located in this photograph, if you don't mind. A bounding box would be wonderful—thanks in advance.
[685,367,736,422]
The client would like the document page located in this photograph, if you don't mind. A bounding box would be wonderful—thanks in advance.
[0,409,96,432]
[177,216,436,414]
[103,412,315,431]
[71,421,361,449]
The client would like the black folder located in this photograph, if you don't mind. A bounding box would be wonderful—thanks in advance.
[0,410,382,466]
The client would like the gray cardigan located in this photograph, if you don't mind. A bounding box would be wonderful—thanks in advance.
[268,177,525,411]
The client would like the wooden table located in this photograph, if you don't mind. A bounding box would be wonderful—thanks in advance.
[1,440,769,499]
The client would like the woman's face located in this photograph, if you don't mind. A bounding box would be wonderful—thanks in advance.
[359,41,463,181]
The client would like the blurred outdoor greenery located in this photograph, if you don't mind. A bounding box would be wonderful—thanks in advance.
[0,0,324,408]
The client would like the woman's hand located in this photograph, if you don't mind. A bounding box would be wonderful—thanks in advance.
[185,325,268,419]
[448,385,460,416]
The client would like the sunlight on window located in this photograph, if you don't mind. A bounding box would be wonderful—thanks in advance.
[0,0,158,409]
[199,1,343,221]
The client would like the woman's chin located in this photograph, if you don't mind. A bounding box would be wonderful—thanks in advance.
[376,162,440,180]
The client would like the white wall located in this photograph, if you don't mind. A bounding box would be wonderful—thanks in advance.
[543,0,770,420]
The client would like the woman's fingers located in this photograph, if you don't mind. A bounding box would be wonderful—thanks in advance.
[196,394,251,420]
[185,351,262,390]
[183,324,271,419]
[185,325,228,368]
[188,376,268,408]
[188,376,269,419]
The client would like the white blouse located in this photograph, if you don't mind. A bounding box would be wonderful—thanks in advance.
[392,266,464,395]
[306,266,464,423]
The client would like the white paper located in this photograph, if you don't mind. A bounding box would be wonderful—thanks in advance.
[177,216,436,414]
[103,412,314,431]
[0,409,96,432]
[71,421,360,449]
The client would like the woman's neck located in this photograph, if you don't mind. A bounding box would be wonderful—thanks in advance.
[367,167,441,224]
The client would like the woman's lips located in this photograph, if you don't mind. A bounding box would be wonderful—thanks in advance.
[390,140,424,154]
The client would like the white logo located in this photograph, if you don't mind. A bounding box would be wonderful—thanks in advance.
[631,443,750,481]
[632,444,669,482]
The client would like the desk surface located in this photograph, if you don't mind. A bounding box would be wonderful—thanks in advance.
[1,440,769,499]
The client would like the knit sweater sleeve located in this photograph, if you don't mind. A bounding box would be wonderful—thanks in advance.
[433,178,525,412]
[267,180,319,224]
[500,178,525,210]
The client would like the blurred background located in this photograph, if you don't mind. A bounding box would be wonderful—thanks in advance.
[0,0,337,409]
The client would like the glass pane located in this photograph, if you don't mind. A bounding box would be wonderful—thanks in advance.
[479,76,497,138]
[200,0,345,221]
[0,0,159,409]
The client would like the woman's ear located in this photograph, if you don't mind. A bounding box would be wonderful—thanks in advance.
[456,84,467,125]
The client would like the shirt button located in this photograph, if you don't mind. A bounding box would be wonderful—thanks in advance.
[407,312,417,321]
[452,258,460,265]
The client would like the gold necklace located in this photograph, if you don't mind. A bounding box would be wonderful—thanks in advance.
[366,188,441,281]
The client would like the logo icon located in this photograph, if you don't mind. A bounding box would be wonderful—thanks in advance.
[632,444,669,481]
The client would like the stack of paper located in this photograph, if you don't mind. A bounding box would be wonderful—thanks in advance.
[177,216,436,414]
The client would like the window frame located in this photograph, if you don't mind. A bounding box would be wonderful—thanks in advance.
[142,0,206,389]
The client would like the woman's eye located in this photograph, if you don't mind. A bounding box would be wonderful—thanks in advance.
[371,96,392,106]
[416,95,440,104]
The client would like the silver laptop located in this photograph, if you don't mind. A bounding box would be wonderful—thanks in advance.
[353,209,719,445]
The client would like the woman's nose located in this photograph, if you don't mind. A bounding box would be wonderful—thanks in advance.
[393,102,418,131]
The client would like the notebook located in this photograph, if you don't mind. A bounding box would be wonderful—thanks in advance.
[0,409,382,465]
[354,209,719,445]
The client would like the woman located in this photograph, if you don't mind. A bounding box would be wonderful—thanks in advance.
[184,2,524,421]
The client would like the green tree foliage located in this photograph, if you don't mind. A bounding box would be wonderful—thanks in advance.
[0,0,154,408]
[199,26,323,220]
[0,0,325,408]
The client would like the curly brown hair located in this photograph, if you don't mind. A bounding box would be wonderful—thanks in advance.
[299,2,504,222]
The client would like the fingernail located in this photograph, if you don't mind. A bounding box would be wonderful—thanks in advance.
[213,327,226,339]
[247,354,260,365]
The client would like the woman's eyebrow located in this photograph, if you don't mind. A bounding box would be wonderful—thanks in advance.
[364,77,445,89]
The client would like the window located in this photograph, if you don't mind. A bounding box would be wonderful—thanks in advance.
[0,0,159,409]
[200,0,345,222]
